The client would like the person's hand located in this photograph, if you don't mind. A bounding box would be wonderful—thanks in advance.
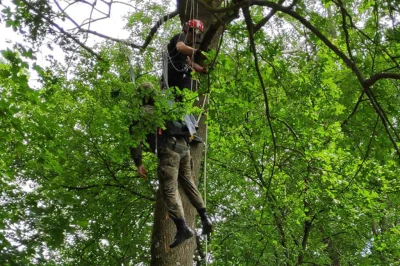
[137,165,148,180]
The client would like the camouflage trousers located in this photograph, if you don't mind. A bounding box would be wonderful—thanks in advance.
[158,136,205,220]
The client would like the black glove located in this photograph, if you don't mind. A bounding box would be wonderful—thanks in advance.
[195,49,203,57]
[194,49,207,61]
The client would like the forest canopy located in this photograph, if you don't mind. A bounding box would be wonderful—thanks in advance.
[1,0,400,265]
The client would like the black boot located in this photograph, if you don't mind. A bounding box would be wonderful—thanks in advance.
[169,218,195,248]
[189,134,203,145]
[198,208,213,235]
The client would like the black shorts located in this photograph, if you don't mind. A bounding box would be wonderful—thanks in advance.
[168,72,198,91]
[168,72,190,89]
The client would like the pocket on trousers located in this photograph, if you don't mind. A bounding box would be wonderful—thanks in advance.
[190,157,194,171]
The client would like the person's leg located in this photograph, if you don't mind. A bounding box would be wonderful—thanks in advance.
[158,146,183,220]
[168,216,194,248]
[158,144,194,248]
[177,145,212,236]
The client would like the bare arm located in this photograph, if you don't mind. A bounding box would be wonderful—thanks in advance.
[129,122,147,179]
[176,41,197,57]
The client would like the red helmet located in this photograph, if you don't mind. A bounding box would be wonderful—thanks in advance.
[185,19,204,32]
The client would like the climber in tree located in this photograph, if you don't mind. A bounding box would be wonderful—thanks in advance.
[130,82,212,249]
[164,19,209,145]
[166,19,207,98]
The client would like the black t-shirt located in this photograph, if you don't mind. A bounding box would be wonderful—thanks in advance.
[167,33,188,75]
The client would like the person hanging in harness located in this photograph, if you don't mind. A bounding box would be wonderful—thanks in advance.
[130,82,212,249]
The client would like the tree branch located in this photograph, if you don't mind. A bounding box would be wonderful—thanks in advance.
[194,0,251,14]
[61,184,155,201]
[364,72,400,87]
[242,6,277,194]
[333,0,400,70]
[79,28,142,49]
[53,0,81,29]
[79,10,179,50]
[341,91,367,130]
[337,115,378,199]
[251,0,400,158]
[254,0,285,32]
[142,10,179,50]
[336,0,355,62]
[20,0,104,61]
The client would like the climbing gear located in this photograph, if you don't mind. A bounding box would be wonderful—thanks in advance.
[164,121,191,137]
[170,218,195,248]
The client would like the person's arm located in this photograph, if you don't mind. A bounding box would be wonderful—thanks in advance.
[129,122,147,179]
[176,41,197,57]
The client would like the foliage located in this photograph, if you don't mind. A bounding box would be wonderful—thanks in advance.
[1,0,400,265]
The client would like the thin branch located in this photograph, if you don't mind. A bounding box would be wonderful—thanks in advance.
[53,0,81,28]
[242,6,277,194]
[252,1,357,75]
[209,157,264,188]
[79,28,142,49]
[61,184,155,201]
[79,10,179,50]
[194,0,251,13]
[337,115,379,199]
[341,91,365,129]
[239,130,268,188]
[80,14,110,28]
[254,0,285,32]
[336,0,355,62]
[332,0,400,70]
[142,10,179,50]
[20,0,104,61]
[86,0,98,32]
[367,85,400,143]
[251,0,400,158]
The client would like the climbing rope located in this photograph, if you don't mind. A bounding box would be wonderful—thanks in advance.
[203,95,209,266]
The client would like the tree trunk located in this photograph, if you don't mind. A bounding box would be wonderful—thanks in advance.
[150,1,226,264]
[150,188,198,266]
[320,226,341,266]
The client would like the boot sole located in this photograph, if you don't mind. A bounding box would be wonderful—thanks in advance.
[169,229,195,248]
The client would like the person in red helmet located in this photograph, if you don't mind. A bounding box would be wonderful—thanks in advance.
[166,19,207,98]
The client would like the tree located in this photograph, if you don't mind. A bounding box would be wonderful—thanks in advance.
[1,0,400,265]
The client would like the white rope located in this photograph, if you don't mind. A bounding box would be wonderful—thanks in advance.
[203,105,209,266]
[197,95,207,124]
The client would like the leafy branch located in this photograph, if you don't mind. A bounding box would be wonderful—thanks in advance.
[250,0,400,158]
